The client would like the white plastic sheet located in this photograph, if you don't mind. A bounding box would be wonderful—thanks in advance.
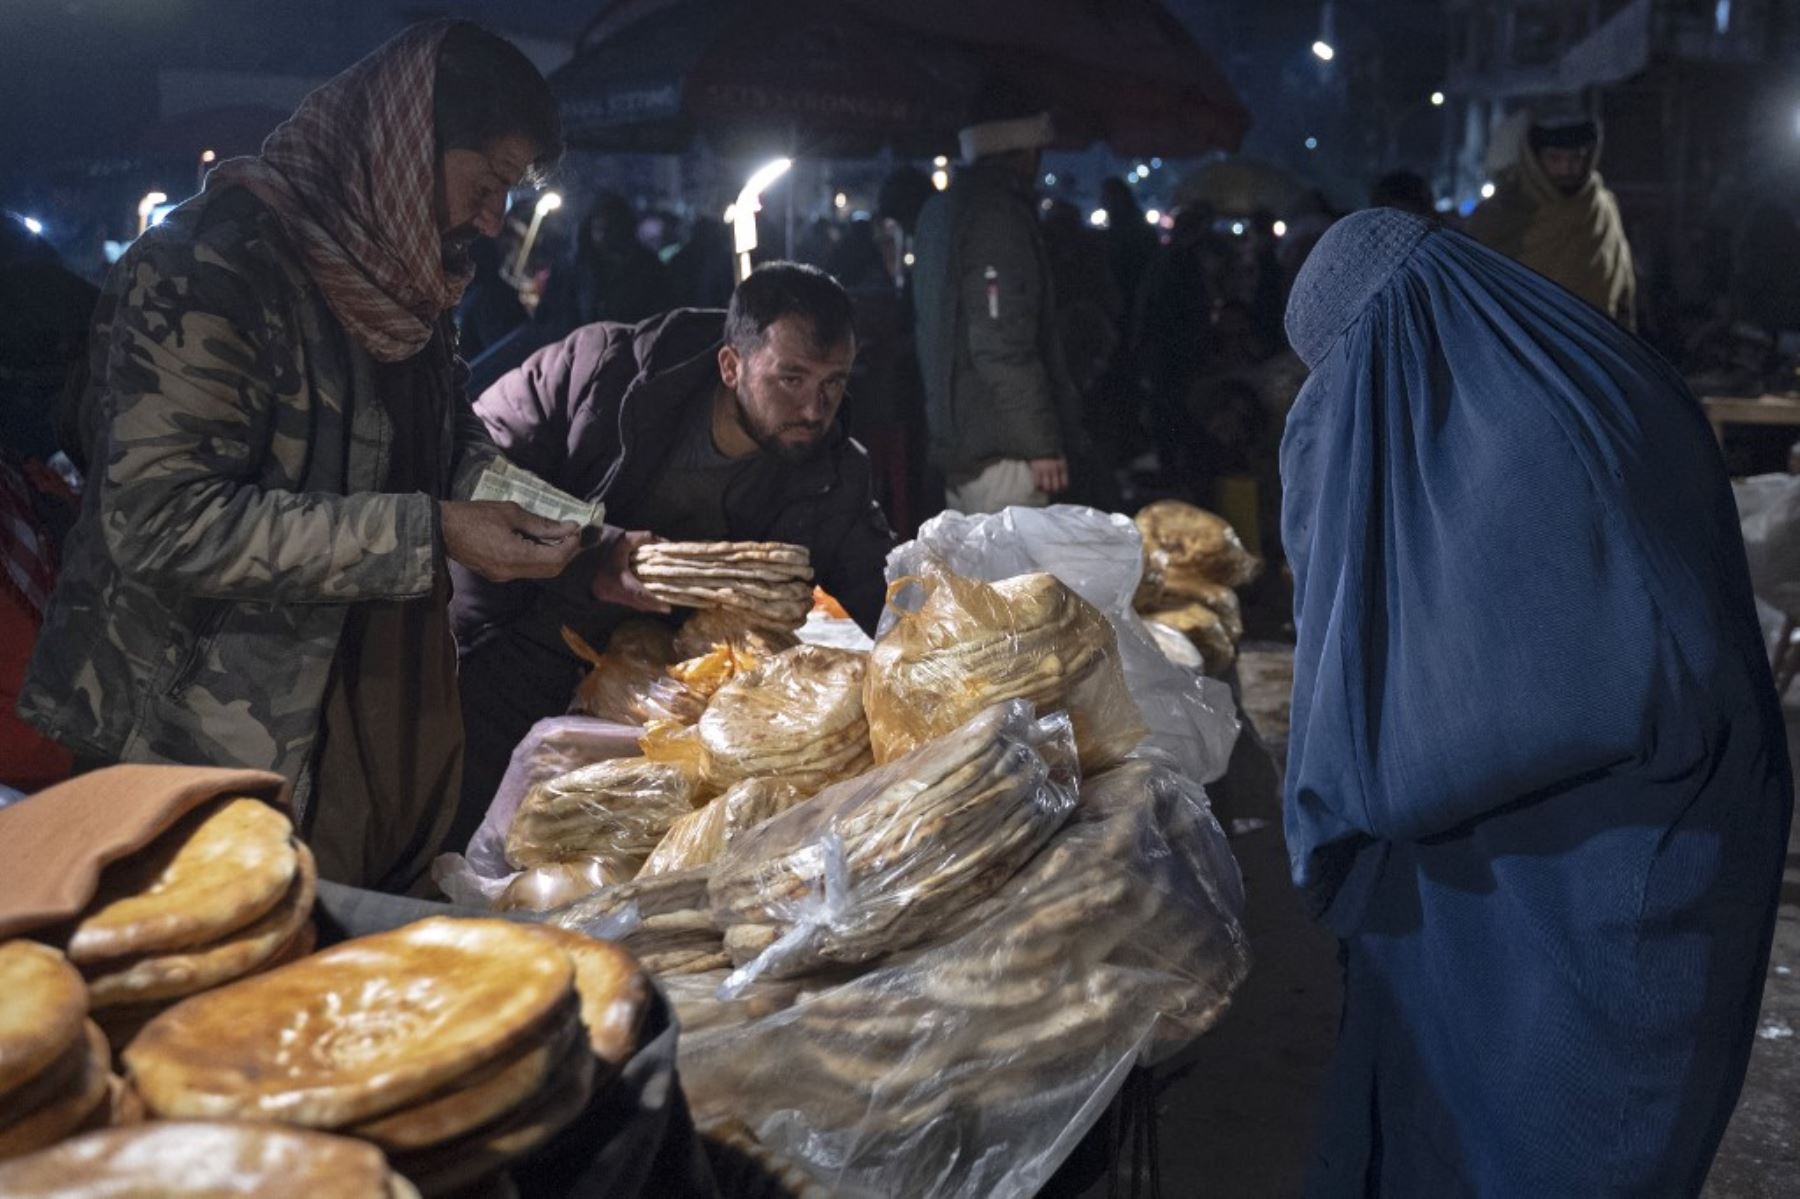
[884,505,1240,783]
[1734,473,1800,619]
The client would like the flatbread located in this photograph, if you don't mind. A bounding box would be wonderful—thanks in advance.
[67,799,297,964]
[0,1021,109,1160]
[84,842,318,1009]
[0,941,86,1101]
[348,1003,580,1154]
[125,917,575,1128]
[522,927,650,1066]
[636,540,810,564]
[637,571,814,601]
[634,559,814,583]
[0,1121,402,1198]
[391,1042,597,1198]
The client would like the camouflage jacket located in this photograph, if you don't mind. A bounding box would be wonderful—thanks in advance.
[19,186,499,809]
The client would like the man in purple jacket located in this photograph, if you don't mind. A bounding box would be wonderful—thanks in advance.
[449,262,897,846]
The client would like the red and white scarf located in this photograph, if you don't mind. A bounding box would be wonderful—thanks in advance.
[207,21,471,362]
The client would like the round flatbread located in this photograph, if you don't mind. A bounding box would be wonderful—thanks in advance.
[0,1121,402,1198]
[391,1043,597,1197]
[348,1003,580,1154]
[635,540,810,564]
[68,799,297,964]
[0,941,86,1102]
[125,917,576,1128]
[0,1021,109,1160]
[522,927,650,1066]
[84,842,318,1009]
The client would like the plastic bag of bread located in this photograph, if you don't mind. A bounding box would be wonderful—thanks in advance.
[708,701,1079,984]
[1135,500,1263,591]
[639,779,808,877]
[865,566,1144,773]
[696,645,871,793]
[565,622,707,725]
[673,609,802,662]
[505,758,703,874]
[1146,604,1237,675]
[496,856,623,912]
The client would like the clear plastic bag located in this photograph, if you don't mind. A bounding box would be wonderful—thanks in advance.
[885,505,1239,784]
[673,608,803,662]
[675,758,1250,1199]
[460,716,647,881]
[565,621,705,726]
[1144,603,1237,675]
[696,645,872,793]
[708,701,1080,985]
[495,856,624,912]
[545,868,730,976]
[640,779,808,878]
[1734,473,1800,618]
[504,757,704,874]
[867,567,1144,774]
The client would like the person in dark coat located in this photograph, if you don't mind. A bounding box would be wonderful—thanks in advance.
[574,192,674,326]
[455,236,527,359]
[450,263,898,846]
[1281,208,1792,1196]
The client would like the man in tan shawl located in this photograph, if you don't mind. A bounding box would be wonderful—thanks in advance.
[1466,116,1637,331]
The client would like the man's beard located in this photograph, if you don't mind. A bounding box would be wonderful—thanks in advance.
[734,385,826,464]
[442,227,479,274]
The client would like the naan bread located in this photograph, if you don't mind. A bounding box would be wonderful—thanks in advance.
[521,927,650,1066]
[84,842,318,1008]
[0,1022,109,1159]
[125,917,575,1128]
[68,799,297,963]
[0,941,85,1100]
[0,1122,403,1198]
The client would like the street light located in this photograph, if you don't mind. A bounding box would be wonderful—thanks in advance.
[513,190,562,278]
[22,216,43,236]
[1273,220,1288,238]
[1144,209,1161,225]
[1480,182,1497,199]
[1311,40,1335,62]
[137,191,168,236]
[730,157,792,282]
[200,149,217,164]
[931,169,949,191]
[1305,136,1319,151]
[1430,91,1446,107]
[1089,208,1109,229]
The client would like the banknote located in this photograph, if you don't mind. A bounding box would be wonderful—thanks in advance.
[470,459,606,530]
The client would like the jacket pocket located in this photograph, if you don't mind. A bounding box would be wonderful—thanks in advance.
[163,602,229,701]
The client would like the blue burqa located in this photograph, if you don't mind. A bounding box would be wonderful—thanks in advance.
[1281,209,1793,1197]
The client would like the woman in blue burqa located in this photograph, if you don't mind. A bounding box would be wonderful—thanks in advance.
[1281,208,1793,1196]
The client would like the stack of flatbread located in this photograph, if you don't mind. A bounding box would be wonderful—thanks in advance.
[504,758,703,877]
[632,541,816,629]
[550,869,728,977]
[866,570,1146,773]
[0,1122,420,1199]
[639,778,807,877]
[0,941,137,1161]
[673,608,802,661]
[123,917,649,1198]
[698,645,871,793]
[54,798,316,1052]
[708,702,1079,978]
[1133,502,1259,675]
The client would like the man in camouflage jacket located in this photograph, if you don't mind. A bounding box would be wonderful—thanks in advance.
[19,24,587,889]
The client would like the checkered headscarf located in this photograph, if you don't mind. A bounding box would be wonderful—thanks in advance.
[207,21,471,362]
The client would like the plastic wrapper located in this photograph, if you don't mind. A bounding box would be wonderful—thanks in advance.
[675,759,1250,1199]
[674,609,804,662]
[1735,472,1800,619]
[696,645,872,793]
[885,505,1239,784]
[496,856,623,912]
[505,757,703,874]
[867,565,1145,774]
[546,869,730,977]
[708,701,1079,984]
[566,621,704,726]
[459,716,646,883]
[1146,621,1205,671]
[1134,499,1263,590]
[661,971,805,1036]
[1144,603,1237,675]
[640,779,808,878]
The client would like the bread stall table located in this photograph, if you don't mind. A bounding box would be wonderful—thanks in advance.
[431,505,1260,1198]
[1700,393,1800,449]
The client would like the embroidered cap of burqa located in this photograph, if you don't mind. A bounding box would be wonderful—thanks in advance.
[1280,208,1792,1196]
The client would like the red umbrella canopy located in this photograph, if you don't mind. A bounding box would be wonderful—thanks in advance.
[560,0,1247,157]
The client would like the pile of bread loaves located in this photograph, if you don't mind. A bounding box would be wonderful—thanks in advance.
[1132,500,1262,675]
[0,794,654,1197]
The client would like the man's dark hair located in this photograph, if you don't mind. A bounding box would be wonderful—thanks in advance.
[1370,171,1434,216]
[725,262,855,355]
[434,22,563,183]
